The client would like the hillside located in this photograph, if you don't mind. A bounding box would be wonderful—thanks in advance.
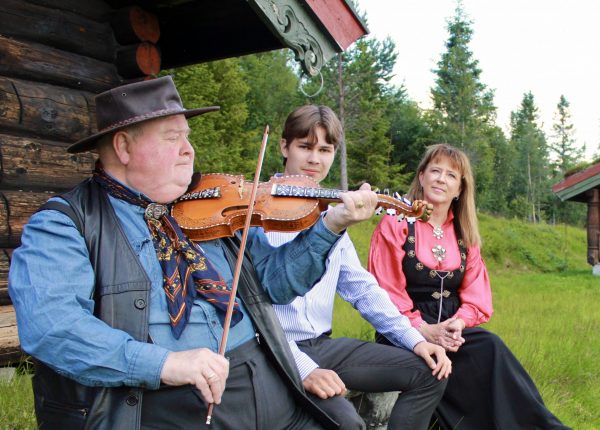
[348,212,590,274]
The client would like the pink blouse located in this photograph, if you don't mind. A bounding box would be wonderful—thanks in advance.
[368,213,493,329]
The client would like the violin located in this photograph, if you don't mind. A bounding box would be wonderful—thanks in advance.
[172,173,433,241]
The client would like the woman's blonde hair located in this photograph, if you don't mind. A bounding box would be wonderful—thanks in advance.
[406,143,481,247]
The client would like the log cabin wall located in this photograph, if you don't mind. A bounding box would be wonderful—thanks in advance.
[0,0,160,364]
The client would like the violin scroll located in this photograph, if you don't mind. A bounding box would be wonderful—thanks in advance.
[373,193,433,222]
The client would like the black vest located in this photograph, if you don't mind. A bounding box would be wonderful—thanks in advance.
[32,179,338,430]
[402,220,467,323]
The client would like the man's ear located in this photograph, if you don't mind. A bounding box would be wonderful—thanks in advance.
[112,131,131,165]
[279,138,288,157]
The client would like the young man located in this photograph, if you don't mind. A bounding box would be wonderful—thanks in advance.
[267,105,452,430]
[9,78,378,429]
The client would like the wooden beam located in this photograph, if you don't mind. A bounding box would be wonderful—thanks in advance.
[0,36,122,94]
[0,0,116,62]
[0,134,95,191]
[0,77,94,143]
[116,42,162,79]
[111,6,160,45]
[0,249,11,306]
[304,0,368,50]
[0,305,21,366]
[0,190,57,248]
[25,0,112,22]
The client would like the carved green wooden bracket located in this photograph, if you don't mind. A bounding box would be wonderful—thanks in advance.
[250,0,339,76]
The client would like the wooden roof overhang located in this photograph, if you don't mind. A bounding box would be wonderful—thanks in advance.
[552,162,600,203]
[106,0,368,76]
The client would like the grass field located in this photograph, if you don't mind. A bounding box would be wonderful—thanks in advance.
[1,214,598,429]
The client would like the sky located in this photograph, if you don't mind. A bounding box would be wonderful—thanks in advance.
[358,0,600,160]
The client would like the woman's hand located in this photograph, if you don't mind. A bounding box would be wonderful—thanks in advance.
[419,318,465,352]
[445,318,466,342]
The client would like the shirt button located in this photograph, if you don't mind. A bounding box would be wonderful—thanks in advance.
[212,321,217,326]
[126,395,138,406]
[134,298,146,309]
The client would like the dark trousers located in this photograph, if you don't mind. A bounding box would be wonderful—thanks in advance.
[297,335,447,430]
[141,339,324,430]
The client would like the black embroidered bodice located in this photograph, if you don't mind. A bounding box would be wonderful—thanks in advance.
[402,220,468,324]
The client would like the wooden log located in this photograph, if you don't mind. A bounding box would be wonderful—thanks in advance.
[25,0,112,22]
[0,134,95,191]
[0,305,22,366]
[0,36,122,94]
[0,249,12,306]
[0,190,57,248]
[111,6,160,45]
[0,77,95,143]
[116,42,161,79]
[0,0,116,62]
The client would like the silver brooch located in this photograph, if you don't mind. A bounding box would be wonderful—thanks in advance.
[145,203,168,220]
[432,245,446,262]
[432,226,444,240]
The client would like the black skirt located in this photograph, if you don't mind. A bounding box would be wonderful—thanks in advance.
[427,326,569,430]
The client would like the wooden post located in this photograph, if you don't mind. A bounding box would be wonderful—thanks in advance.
[587,188,600,266]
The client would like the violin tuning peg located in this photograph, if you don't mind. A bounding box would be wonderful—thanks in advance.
[386,208,396,216]
[396,213,405,222]
[383,188,390,196]
[393,191,401,200]
[375,207,383,216]
[373,186,380,193]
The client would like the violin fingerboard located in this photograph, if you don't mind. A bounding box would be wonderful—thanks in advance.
[178,187,221,201]
[271,184,340,199]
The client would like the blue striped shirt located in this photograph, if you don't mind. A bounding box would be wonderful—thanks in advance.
[267,227,426,379]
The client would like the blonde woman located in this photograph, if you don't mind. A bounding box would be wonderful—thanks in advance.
[368,144,570,430]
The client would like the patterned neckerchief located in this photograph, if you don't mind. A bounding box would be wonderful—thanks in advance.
[93,163,242,339]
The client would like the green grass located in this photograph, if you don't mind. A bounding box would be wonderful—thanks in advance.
[2,214,598,428]
[0,375,36,429]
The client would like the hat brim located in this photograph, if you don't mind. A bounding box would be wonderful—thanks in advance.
[67,106,220,154]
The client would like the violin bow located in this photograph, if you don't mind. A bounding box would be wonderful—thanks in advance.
[206,125,270,425]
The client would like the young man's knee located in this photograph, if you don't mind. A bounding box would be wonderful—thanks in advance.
[335,411,366,430]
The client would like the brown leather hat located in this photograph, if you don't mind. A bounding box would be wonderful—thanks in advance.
[67,75,220,153]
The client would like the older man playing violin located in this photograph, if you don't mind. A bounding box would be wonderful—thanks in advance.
[265,105,451,430]
[9,77,378,430]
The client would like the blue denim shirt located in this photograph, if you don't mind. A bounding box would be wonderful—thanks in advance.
[9,188,340,390]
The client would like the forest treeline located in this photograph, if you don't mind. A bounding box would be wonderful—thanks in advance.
[166,3,593,226]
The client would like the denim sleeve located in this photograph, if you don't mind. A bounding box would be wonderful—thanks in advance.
[8,207,169,389]
[246,216,341,304]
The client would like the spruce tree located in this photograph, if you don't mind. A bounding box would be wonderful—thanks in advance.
[508,92,549,222]
[550,95,583,173]
[428,2,497,207]
[549,95,586,225]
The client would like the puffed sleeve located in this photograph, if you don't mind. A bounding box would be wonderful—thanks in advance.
[454,245,493,326]
[368,216,426,328]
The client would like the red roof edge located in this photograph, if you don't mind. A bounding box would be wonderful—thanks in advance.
[552,162,600,193]
[304,0,368,50]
